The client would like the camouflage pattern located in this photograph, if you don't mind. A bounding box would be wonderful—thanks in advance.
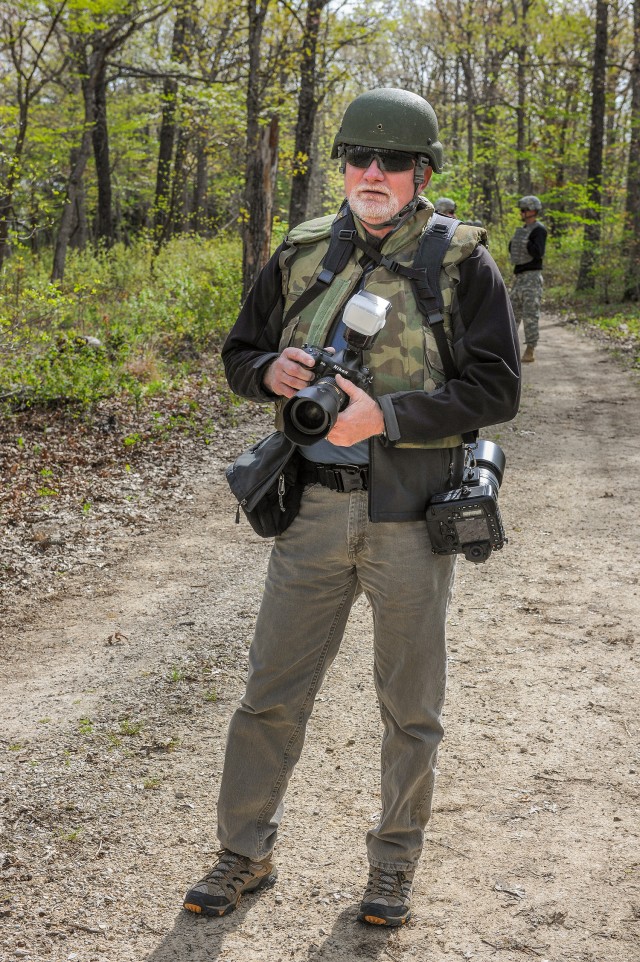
[510,270,543,347]
[276,203,485,449]
[518,195,542,212]
[509,222,537,266]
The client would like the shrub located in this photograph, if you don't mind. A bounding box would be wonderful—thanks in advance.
[0,234,243,408]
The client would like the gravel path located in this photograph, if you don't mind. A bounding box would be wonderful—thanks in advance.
[1,312,639,962]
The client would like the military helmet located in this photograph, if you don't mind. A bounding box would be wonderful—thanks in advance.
[331,88,444,173]
[434,196,456,214]
[518,194,542,211]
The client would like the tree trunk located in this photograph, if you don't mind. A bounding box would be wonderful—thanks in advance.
[169,127,190,236]
[192,137,208,233]
[51,128,94,281]
[0,0,66,269]
[288,0,328,229]
[576,0,608,292]
[515,0,533,195]
[476,93,499,223]
[92,61,113,245]
[51,44,96,282]
[68,147,89,250]
[242,115,279,298]
[0,100,29,271]
[624,0,640,301]
[153,5,190,250]
[242,0,273,299]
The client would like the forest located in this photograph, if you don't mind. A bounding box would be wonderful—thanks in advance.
[1,0,639,409]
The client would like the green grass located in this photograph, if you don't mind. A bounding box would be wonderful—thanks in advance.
[0,233,242,409]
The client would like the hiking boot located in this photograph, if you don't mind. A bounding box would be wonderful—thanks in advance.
[357,865,415,926]
[183,848,277,917]
[522,344,535,363]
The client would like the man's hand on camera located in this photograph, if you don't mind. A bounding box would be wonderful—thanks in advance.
[262,347,316,398]
[326,374,385,446]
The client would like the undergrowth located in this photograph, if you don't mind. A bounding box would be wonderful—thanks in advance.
[0,232,243,409]
[1,227,638,419]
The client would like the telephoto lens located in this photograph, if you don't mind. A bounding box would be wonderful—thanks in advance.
[471,440,505,494]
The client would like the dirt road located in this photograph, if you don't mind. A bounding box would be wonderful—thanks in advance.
[1,312,639,962]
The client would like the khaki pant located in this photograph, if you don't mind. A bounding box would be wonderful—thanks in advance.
[510,270,543,347]
[217,480,457,871]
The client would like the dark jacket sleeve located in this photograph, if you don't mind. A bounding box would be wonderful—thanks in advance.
[221,244,286,401]
[378,245,521,443]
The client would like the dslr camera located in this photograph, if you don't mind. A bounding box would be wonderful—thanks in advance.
[426,440,507,563]
[282,290,390,445]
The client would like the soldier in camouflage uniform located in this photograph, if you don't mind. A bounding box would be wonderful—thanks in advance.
[184,89,520,927]
[509,195,547,362]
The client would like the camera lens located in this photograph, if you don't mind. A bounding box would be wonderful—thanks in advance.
[290,399,330,436]
[282,377,346,446]
[472,440,505,488]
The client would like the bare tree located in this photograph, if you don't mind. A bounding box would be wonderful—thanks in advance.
[576,0,609,292]
[51,3,169,282]
[153,3,193,250]
[624,0,640,300]
[242,0,274,299]
[0,1,68,270]
[288,0,331,228]
[513,0,533,195]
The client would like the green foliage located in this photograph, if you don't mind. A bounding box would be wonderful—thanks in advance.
[0,234,242,408]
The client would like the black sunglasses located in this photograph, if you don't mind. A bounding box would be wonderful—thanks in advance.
[344,145,416,172]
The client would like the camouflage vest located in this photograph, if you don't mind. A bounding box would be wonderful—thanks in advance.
[510,221,540,266]
[275,205,484,449]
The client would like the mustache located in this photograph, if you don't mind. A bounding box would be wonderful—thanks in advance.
[353,184,391,198]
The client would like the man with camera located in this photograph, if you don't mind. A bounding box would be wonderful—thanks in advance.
[183,88,520,926]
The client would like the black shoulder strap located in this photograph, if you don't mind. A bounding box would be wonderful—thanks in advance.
[411,212,460,382]
[282,203,356,326]
[413,214,477,444]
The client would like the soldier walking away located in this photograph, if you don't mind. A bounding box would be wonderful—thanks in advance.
[182,87,520,928]
[509,195,547,363]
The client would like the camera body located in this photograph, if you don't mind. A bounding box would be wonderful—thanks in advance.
[299,344,373,391]
[426,440,507,563]
[282,291,390,446]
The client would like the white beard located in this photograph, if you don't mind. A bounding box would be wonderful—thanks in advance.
[348,185,401,224]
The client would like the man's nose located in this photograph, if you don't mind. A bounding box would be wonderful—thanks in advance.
[363,159,385,179]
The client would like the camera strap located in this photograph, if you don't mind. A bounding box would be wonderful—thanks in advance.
[282,203,356,326]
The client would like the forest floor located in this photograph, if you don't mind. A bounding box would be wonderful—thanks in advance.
[0,311,639,962]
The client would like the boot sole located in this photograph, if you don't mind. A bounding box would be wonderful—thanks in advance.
[357,908,412,927]
[184,870,278,917]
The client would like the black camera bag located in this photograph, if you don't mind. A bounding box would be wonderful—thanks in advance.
[225,431,303,538]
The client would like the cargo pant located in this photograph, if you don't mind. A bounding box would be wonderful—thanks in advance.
[510,270,543,347]
[216,482,457,872]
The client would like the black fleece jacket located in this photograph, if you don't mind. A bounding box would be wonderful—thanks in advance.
[222,240,521,448]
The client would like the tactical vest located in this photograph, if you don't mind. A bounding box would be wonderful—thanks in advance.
[509,221,540,266]
[274,205,484,449]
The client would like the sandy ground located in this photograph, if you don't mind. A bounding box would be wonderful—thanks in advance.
[1,311,639,962]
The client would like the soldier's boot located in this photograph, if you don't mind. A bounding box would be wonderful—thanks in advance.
[522,344,535,363]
